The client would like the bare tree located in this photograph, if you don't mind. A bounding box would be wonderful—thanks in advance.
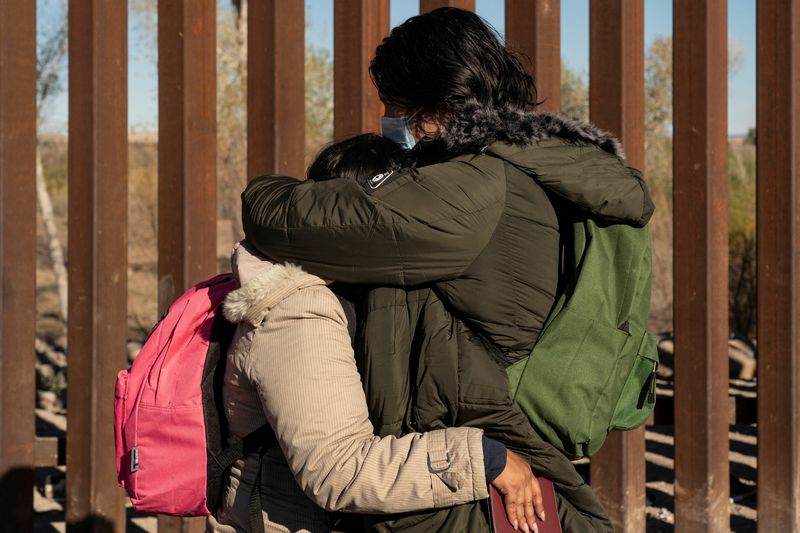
[560,62,588,121]
[37,21,69,322]
[216,1,334,235]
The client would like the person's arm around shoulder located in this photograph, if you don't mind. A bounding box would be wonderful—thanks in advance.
[240,157,506,285]
[501,139,654,227]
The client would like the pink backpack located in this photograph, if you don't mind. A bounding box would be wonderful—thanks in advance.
[114,273,274,523]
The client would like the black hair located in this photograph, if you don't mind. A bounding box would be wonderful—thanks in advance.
[307,133,407,186]
[369,7,538,133]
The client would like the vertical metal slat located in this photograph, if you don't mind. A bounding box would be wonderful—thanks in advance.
[420,0,476,12]
[157,1,217,530]
[334,0,390,140]
[757,0,800,530]
[673,0,730,530]
[0,0,37,528]
[248,0,305,180]
[66,0,128,529]
[588,2,646,530]
[505,0,561,112]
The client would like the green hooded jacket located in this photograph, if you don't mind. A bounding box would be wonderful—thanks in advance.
[241,106,654,532]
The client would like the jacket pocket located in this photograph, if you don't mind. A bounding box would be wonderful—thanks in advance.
[609,332,659,430]
[126,403,208,516]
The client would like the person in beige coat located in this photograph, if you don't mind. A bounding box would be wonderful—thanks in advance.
[207,242,540,533]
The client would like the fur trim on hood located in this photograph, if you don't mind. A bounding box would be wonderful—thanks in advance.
[223,242,325,325]
[423,101,623,159]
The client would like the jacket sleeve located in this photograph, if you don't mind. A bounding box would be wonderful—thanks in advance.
[246,285,489,513]
[241,157,506,285]
[497,140,654,227]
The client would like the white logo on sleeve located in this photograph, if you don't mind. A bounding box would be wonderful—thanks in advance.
[368,170,394,189]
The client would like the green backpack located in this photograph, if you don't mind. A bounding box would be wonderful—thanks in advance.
[506,217,659,459]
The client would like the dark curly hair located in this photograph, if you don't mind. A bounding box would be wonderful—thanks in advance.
[369,7,538,134]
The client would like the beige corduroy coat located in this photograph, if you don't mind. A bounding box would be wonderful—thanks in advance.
[206,242,489,533]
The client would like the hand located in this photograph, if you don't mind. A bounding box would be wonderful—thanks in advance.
[490,450,545,532]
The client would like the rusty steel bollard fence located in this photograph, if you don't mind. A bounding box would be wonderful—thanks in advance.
[0,1,798,531]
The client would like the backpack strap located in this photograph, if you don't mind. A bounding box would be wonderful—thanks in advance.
[210,424,276,471]
[250,453,266,533]
[210,424,276,533]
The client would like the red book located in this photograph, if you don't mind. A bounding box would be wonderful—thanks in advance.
[489,478,561,533]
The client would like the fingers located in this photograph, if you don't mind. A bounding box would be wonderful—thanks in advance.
[517,493,529,532]
[504,493,521,531]
[530,475,545,523]
[492,450,548,532]
[505,489,537,533]
[523,482,538,533]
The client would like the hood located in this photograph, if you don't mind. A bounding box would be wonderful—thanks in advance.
[420,102,652,227]
[429,101,623,158]
[223,241,326,325]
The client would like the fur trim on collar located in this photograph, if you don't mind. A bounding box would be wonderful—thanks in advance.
[431,101,623,158]
[223,263,324,325]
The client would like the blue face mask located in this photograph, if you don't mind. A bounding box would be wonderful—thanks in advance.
[381,115,416,150]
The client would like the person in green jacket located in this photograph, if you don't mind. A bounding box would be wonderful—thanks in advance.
[241,8,653,532]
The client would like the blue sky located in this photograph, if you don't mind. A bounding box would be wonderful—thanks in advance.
[39,0,756,135]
